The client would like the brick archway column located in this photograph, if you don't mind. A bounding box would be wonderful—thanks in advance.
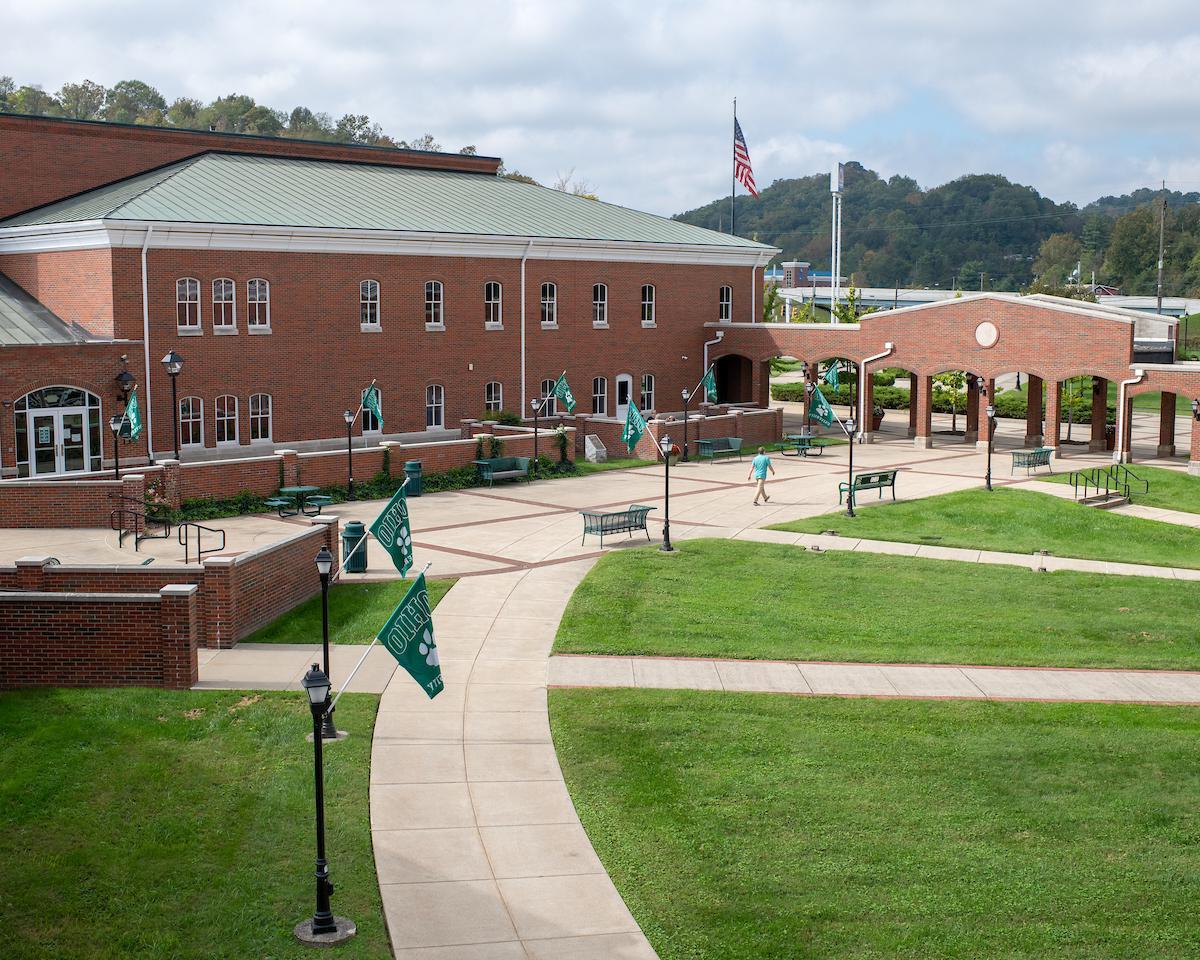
[1120,395,1135,462]
[975,379,994,451]
[1158,392,1177,458]
[1189,412,1200,476]
[908,374,918,438]
[915,375,933,448]
[1025,375,1044,447]
[860,375,876,442]
[803,362,819,423]
[965,377,979,444]
[1089,377,1109,452]
[1044,380,1062,456]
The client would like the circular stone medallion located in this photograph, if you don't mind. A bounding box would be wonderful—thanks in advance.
[974,321,999,348]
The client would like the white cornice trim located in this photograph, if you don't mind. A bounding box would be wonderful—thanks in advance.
[0,219,779,267]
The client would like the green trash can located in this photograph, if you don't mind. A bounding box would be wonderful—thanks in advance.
[342,520,368,573]
[404,460,423,496]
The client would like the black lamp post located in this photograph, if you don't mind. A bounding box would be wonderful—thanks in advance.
[659,434,674,551]
[343,410,355,499]
[161,350,184,461]
[315,547,339,740]
[295,664,355,945]
[680,388,691,462]
[804,380,815,437]
[986,402,996,491]
[845,415,857,517]
[109,415,123,479]
[530,397,542,476]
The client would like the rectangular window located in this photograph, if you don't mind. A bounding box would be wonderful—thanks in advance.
[592,376,607,415]
[484,282,502,326]
[214,395,238,444]
[249,393,272,441]
[719,285,732,322]
[425,281,444,326]
[247,279,270,330]
[540,282,557,326]
[540,378,557,415]
[213,279,236,329]
[485,381,503,411]
[179,396,203,446]
[641,284,656,325]
[592,283,608,325]
[426,384,444,429]
[362,388,382,432]
[640,373,655,411]
[360,280,380,328]
[177,278,200,330]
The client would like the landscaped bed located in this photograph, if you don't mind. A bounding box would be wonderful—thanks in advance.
[0,688,387,960]
[550,688,1200,960]
[770,487,1200,569]
[555,539,1200,669]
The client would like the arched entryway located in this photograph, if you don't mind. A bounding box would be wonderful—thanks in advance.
[714,354,753,404]
[14,386,102,477]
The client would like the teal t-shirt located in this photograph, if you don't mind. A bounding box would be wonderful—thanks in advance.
[752,453,771,479]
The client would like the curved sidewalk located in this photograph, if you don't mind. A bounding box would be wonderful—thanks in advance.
[369,559,658,960]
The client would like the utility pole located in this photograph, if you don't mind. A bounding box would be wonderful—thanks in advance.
[1156,180,1166,315]
[979,272,985,292]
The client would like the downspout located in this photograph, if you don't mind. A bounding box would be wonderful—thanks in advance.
[703,330,726,376]
[1115,369,1144,463]
[520,239,534,410]
[140,225,155,464]
[858,342,894,442]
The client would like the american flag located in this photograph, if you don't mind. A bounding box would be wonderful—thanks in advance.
[733,118,758,197]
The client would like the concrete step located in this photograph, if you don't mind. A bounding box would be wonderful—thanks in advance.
[1079,493,1130,509]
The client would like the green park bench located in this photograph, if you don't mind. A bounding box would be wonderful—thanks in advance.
[473,456,532,487]
[838,469,898,508]
[579,503,656,546]
[696,437,743,462]
[1011,447,1054,475]
[782,434,824,458]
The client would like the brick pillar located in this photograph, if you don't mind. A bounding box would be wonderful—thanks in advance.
[915,375,933,447]
[200,556,236,648]
[120,473,146,532]
[277,449,300,488]
[1089,377,1109,452]
[965,377,979,443]
[156,459,181,508]
[310,515,341,568]
[159,583,199,688]
[973,380,994,452]
[573,416,589,458]
[1025,375,1044,447]
[733,410,745,447]
[860,375,876,442]
[774,406,784,441]
[1158,392,1177,457]
[1121,396,1135,462]
[1044,380,1062,456]
[908,374,918,438]
[13,556,50,590]
[1188,412,1200,476]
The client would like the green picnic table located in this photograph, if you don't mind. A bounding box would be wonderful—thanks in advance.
[268,485,333,518]
[781,434,825,458]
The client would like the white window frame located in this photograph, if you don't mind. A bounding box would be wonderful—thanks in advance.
[214,394,238,445]
[176,278,200,332]
[247,279,271,332]
[592,283,608,327]
[425,384,445,429]
[362,387,382,433]
[640,373,655,411]
[212,278,236,333]
[540,282,557,327]
[641,284,656,327]
[179,395,203,447]
[249,393,272,441]
[360,279,380,330]
[719,285,732,322]
[484,281,503,328]
[592,376,607,416]
[485,381,503,412]
[425,280,444,329]
[539,377,558,416]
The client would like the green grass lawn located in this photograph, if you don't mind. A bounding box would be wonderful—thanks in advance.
[0,688,387,960]
[1045,463,1200,515]
[573,457,657,475]
[770,487,1200,569]
[245,577,454,644]
[555,539,1200,669]
[550,689,1200,960]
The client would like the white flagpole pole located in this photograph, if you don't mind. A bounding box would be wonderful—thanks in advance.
[329,560,433,710]
[330,475,408,582]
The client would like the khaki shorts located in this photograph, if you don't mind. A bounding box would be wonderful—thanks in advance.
[754,477,767,500]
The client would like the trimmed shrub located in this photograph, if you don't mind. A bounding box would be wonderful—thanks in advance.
[482,409,522,426]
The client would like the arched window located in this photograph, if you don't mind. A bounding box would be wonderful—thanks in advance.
[641,284,656,326]
[484,282,502,326]
[179,396,203,446]
[640,373,655,411]
[176,278,200,329]
[592,283,608,326]
[425,384,445,428]
[719,285,732,322]
[249,393,272,441]
[592,377,607,415]
[247,279,270,330]
[214,395,238,444]
[362,387,382,432]
[212,278,235,330]
[540,378,558,416]
[485,381,503,411]
[425,281,444,326]
[360,280,380,328]
[540,282,557,326]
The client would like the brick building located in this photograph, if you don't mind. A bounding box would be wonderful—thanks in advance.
[0,114,776,478]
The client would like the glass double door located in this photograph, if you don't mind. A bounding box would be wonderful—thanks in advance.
[28,409,88,476]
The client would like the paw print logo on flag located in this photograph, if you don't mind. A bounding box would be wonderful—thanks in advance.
[418,628,439,667]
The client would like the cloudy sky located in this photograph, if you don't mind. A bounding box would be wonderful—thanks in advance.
[4,0,1200,215]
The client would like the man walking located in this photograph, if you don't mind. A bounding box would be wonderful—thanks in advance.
[748,445,775,505]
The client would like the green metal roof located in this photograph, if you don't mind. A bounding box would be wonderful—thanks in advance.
[2,152,772,250]
[0,272,96,346]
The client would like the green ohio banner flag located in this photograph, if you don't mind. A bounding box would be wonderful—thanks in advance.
[701,366,718,402]
[809,385,836,428]
[621,402,648,454]
[124,388,143,440]
[378,574,443,699]
[823,361,840,391]
[363,385,384,431]
[369,484,413,576]
[552,373,577,414]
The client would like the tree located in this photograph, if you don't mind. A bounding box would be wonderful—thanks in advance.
[831,286,876,323]
[8,84,60,116]
[761,283,783,323]
[1020,279,1097,301]
[56,80,105,120]
[1034,232,1083,285]
[933,370,967,433]
[956,259,986,291]
[102,79,167,123]
[0,75,14,112]
[399,133,442,152]
[167,97,202,128]
[501,170,541,185]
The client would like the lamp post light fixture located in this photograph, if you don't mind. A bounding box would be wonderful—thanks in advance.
[530,396,542,477]
[295,665,356,946]
[985,402,996,491]
[803,380,815,437]
[314,547,340,741]
[160,350,184,461]
[680,387,691,462]
[659,434,674,552]
[343,409,355,499]
[108,414,123,479]
[116,368,135,400]
[845,416,857,517]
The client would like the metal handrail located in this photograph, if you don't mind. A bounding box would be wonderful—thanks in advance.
[178,522,226,564]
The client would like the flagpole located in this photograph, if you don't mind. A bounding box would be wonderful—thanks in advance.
[329,476,408,582]
[329,560,433,710]
[689,364,714,400]
[730,98,736,236]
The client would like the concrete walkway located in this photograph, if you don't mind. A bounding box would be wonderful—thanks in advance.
[549,654,1200,704]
